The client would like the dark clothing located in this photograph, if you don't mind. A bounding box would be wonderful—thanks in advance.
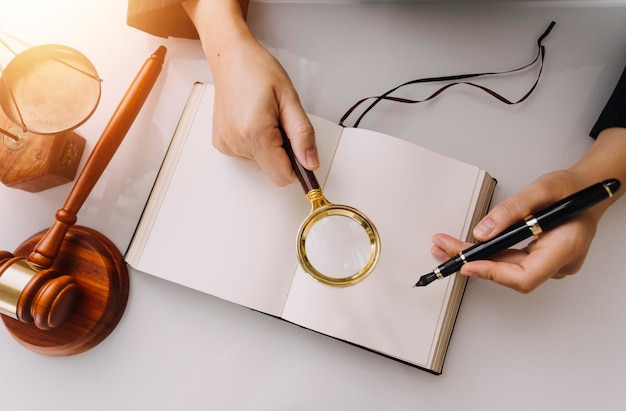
[591,66,626,138]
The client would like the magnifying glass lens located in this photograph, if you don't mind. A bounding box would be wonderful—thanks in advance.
[304,215,372,279]
[280,126,380,286]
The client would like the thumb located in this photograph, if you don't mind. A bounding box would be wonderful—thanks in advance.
[473,184,553,241]
[472,177,567,241]
[472,199,523,241]
[280,102,319,171]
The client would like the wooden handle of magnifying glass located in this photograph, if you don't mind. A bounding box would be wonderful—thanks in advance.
[279,126,321,193]
[27,46,166,268]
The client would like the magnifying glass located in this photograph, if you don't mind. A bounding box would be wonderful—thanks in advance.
[280,126,381,287]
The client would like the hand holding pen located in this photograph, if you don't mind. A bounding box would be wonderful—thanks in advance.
[416,178,621,292]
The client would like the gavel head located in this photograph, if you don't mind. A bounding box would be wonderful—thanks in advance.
[0,253,80,330]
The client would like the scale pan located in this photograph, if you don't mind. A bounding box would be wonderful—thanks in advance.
[0,44,101,134]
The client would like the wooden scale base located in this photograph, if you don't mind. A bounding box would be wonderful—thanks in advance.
[2,226,129,356]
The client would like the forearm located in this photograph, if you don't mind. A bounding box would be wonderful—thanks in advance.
[569,127,626,218]
[181,0,253,79]
[573,63,626,217]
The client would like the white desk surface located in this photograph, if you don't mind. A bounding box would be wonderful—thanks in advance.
[1,1,626,409]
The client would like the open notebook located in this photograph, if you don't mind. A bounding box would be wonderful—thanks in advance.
[125,82,496,374]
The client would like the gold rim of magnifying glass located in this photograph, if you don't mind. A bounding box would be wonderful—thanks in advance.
[297,204,381,287]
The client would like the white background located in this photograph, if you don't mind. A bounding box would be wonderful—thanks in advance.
[0,1,625,410]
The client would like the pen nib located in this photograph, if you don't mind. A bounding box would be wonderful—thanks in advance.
[413,272,436,288]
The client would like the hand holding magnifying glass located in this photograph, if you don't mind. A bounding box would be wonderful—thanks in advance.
[280,127,381,287]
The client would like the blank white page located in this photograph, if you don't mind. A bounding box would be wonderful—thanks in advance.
[282,127,485,367]
[131,85,342,316]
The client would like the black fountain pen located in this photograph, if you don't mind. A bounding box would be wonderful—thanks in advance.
[414,178,621,287]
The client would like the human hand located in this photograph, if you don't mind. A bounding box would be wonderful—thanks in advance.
[431,171,603,293]
[210,38,319,186]
[182,0,319,187]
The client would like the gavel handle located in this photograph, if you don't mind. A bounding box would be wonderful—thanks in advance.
[28,46,166,268]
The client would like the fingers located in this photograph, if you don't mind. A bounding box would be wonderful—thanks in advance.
[266,98,319,186]
[252,126,296,187]
[472,173,579,241]
[430,233,471,260]
[431,169,604,293]
[210,73,317,186]
[472,192,539,241]
[460,260,543,294]
[432,219,593,293]
[211,90,315,187]
[213,119,317,188]
[281,119,319,172]
[430,233,542,292]
[251,115,318,187]
[431,234,552,293]
[460,240,571,293]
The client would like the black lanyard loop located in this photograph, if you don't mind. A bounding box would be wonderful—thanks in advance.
[339,21,556,128]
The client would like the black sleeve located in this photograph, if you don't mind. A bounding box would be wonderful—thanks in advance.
[126,0,199,39]
[590,66,626,138]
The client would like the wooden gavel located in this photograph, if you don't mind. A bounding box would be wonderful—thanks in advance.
[0,46,166,333]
